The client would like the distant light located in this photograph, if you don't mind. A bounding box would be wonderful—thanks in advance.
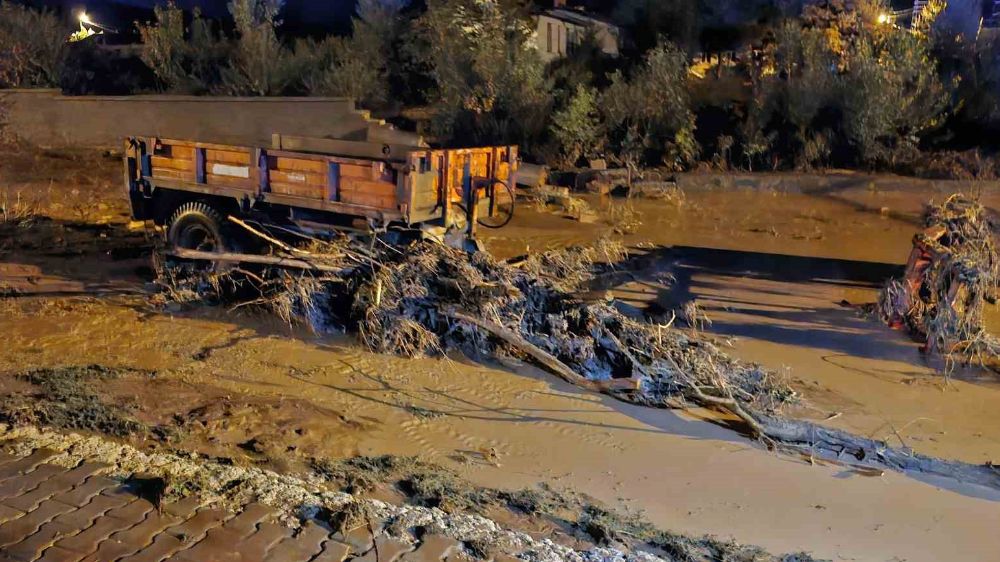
[79,11,91,24]
[877,13,892,25]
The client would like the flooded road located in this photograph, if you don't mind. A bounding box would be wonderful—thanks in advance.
[3,167,1000,561]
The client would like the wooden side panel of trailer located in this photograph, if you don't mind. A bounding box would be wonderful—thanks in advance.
[138,137,517,228]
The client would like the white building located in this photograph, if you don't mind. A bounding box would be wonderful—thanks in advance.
[534,7,622,63]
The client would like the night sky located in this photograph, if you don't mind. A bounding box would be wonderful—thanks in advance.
[24,0,928,42]
[25,0,360,38]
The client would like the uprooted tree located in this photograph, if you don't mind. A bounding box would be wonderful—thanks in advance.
[878,194,1000,369]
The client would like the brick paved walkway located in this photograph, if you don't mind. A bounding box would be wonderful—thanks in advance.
[0,450,464,562]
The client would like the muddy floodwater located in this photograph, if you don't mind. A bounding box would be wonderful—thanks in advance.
[3,166,1000,561]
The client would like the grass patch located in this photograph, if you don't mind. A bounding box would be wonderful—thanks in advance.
[311,454,821,561]
[0,365,147,437]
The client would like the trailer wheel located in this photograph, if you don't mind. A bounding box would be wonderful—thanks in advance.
[167,202,230,253]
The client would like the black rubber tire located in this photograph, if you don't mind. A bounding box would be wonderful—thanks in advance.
[166,201,230,253]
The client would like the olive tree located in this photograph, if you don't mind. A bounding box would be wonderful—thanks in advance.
[0,1,67,88]
[137,3,228,93]
[299,0,405,107]
[412,0,552,148]
[550,85,604,166]
[601,42,698,170]
[217,0,297,95]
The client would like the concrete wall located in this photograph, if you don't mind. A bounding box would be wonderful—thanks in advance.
[0,89,423,148]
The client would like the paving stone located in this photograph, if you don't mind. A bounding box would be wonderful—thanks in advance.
[263,520,329,562]
[103,509,183,555]
[0,499,76,548]
[5,464,108,512]
[400,534,463,562]
[116,532,185,562]
[51,475,119,509]
[221,503,277,537]
[0,450,56,482]
[106,498,156,523]
[331,525,374,554]
[2,520,77,561]
[8,495,128,560]
[78,538,142,562]
[309,540,351,562]
[238,521,292,562]
[0,503,25,525]
[101,484,137,500]
[50,493,130,531]
[165,508,228,543]
[161,497,203,519]
[0,464,67,502]
[53,500,150,554]
[353,537,415,562]
[165,526,245,562]
[0,451,19,467]
[35,545,87,562]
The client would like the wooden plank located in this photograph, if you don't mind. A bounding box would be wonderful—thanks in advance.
[160,138,253,152]
[205,173,254,190]
[338,163,376,180]
[339,178,397,198]
[152,168,191,181]
[340,191,396,209]
[165,145,195,159]
[269,149,374,167]
[269,181,325,199]
[205,149,251,165]
[272,157,327,174]
[151,156,194,171]
[270,169,327,187]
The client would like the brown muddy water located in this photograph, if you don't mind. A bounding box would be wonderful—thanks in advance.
[2,169,1000,561]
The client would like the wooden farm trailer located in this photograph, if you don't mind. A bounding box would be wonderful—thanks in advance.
[123,134,518,252]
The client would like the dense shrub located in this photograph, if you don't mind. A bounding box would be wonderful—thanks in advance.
[550,85,604,167]
[137,3,228,94]
[740,0,951,169]
[298,0,405,107]
[0,1,67,88]
[411,0,552,148]
[217,0,296,96]
[601,42,698,170]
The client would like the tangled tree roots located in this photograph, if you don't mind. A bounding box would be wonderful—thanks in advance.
[878,194,1000,369]
[157,226,1000,491]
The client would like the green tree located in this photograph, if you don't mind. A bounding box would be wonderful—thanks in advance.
[299,0,405,107]
[601,42,698,169]
[841,18,951,164]
[747,1,951,168]
[218,0,296,95]
[550,85,603,166]
[412,0,552,148]
[749,22,840,168]
[137,3,228,93]
[0,1,67,88]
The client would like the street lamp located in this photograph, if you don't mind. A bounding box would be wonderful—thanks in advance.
[76,10,118,33]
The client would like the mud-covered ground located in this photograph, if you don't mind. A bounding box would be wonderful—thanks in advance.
[3,145,1000,561]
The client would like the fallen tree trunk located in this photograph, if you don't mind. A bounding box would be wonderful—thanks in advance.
[444,309,640,393]
[452,309,1000,490]
[169,248,348,274]
[750,411,1000,490]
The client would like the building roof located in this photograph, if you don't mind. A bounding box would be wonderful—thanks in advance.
[540,8,618,29]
